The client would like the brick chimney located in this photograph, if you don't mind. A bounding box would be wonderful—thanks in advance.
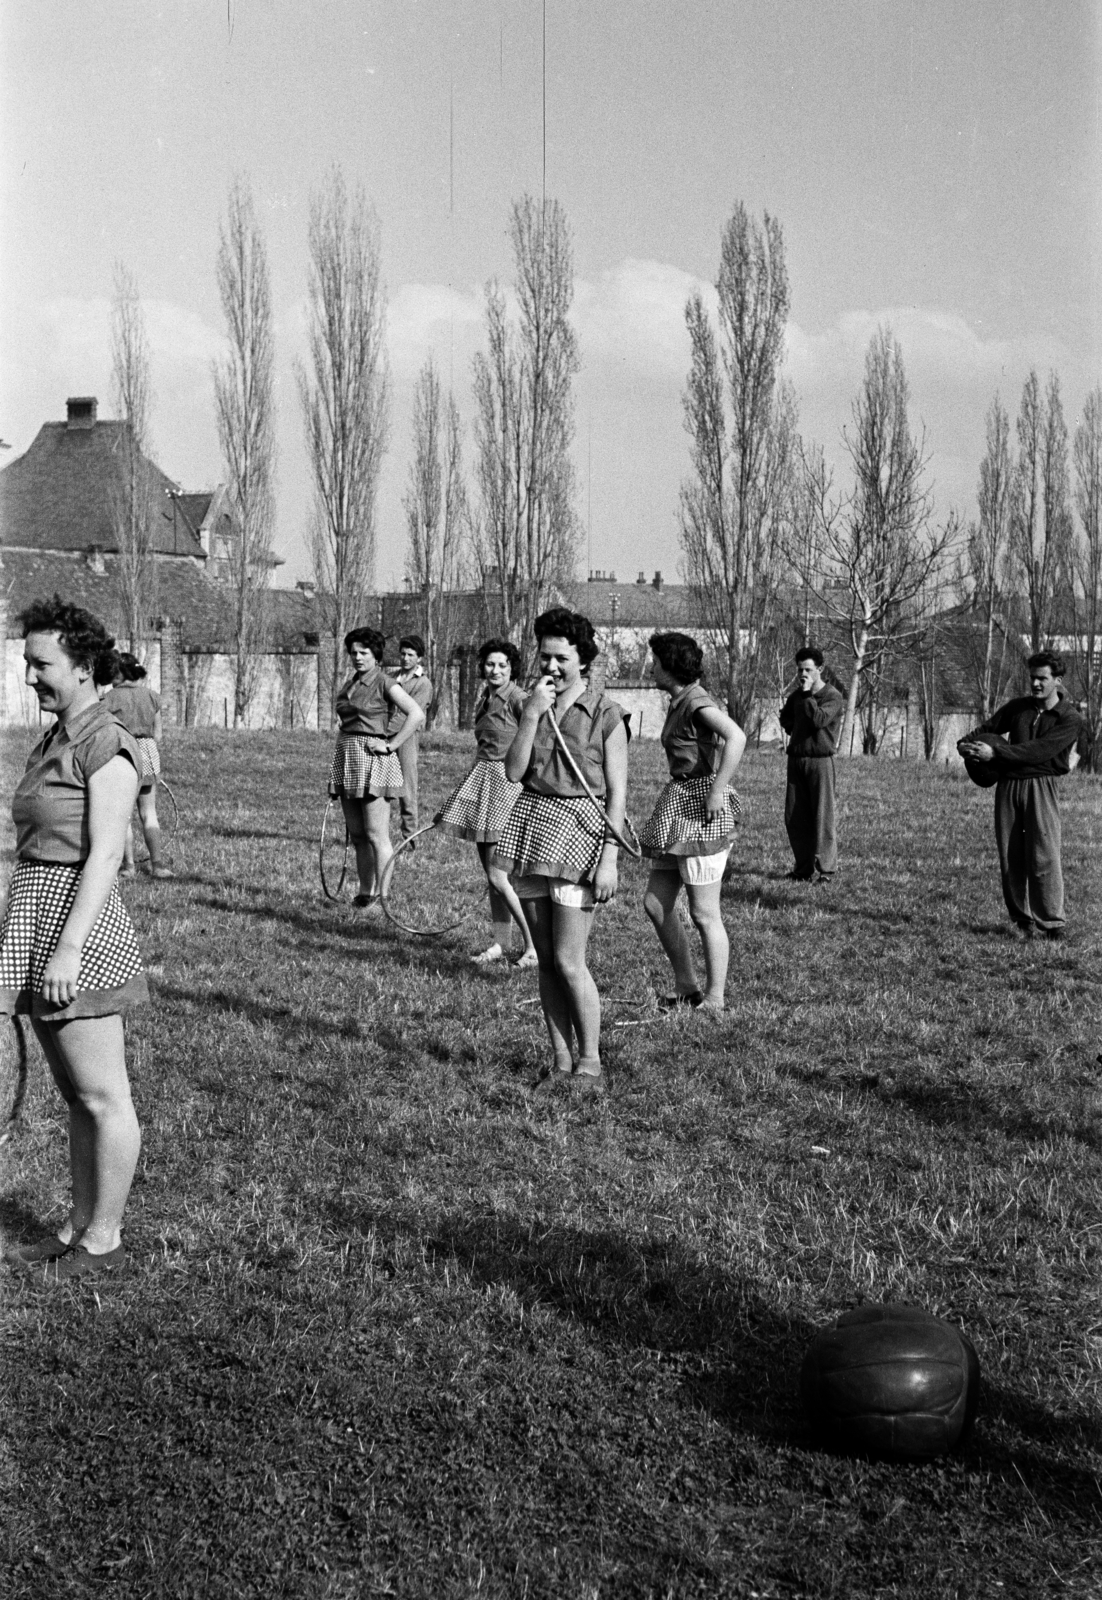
[652,570,664,593]
[66,397,98,429]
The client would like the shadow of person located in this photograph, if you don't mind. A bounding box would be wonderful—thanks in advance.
[328,1199,815,1448]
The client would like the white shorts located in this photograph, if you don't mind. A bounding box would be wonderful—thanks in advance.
[651,848,730,886]
[511,874,596,909]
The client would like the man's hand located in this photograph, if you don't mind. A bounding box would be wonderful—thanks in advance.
[958,740,994,762]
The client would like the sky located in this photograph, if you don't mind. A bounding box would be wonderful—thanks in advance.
[2,0,1099,591]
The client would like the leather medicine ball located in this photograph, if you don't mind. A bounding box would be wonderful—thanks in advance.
[800,1304,980,1459]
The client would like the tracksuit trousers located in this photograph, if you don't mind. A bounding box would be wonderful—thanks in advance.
[994,776,1064,931]
[784,755,837,879]
[394,738,420,841]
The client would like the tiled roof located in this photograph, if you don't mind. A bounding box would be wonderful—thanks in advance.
[0,418,206,560]
[0,548,320,654]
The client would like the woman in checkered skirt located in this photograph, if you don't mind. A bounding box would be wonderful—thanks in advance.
[498,608,630,1092]
[435,638,537,968]
[98,651,174,880]
[330,627,425,909]
[640,632,745,1012]
[2,597,150,1282]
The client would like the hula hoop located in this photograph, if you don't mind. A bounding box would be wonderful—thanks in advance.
[547,710,643,859]
[379,823,479,936]
[0,1018,28,1150]
[319,797,352,901]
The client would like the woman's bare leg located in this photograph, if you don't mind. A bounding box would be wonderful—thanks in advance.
[363,795,394,898]
[523,898,575,1072]
[341,797,374,897]
[685,880,728,1008]
[477,844,536,960]
[643,867,699,996]
[549,901,601,1068]
[32,1015,140,1254]
[137,785,167,871]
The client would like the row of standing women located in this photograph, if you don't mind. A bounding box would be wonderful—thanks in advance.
[3,597,745,1281]
[330,605,746,1093]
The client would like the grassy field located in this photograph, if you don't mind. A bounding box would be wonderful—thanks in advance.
[1,726,1100,1600]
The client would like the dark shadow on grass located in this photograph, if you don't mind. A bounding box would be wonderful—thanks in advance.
[155,980,368,1044]
[328,1200,814,1448]
[0,1193,53,1245]
[773,1059,1101,1150]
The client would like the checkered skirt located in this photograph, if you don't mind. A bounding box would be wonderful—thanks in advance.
[435,759,522,844]
[137,736,161,788]
[329,734,405,799]
[495,790,607,884]
[0,862,149,1019]
[639,776,742,859]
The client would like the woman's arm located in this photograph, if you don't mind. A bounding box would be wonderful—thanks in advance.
[373,683,424,754]
[504,679,554,783]
[39,754,140,1008]
[152,708,164,742]
[593,719,629,902]
[697,704,746,818]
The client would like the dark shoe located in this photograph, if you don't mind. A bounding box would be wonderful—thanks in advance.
[41,1242,126,1283]
[352,893,379,908]
[785,870,813,882]
[532,1063,572,1092]
[814,872,834,884]
[1014,923,1035,941]
[10,1234,73,1265]
[1042,926,1065,942]
[657,990,704,1012]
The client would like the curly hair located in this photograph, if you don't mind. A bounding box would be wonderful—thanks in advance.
[477,637,522,679]
[795,645,825,667]
[344,626,386,663]
[116,651,148,682]
[648,631,703,685]
[18,594,117,676]
[533,607,599,669]
[1027,650,1066,678]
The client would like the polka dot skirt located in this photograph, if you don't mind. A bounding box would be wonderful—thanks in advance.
[0,862,148,1019]
[435,759,522,844]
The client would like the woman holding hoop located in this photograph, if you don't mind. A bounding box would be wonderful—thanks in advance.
[498,608,629,1091]
[99,651,174,880]
[330,627,425,909]
[640,632,745,1012]
[2,597,148,1281]
[434,639,537,968]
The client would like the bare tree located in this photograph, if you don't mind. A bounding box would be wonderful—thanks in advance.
[963,395,1015,715]
[214,175,276,727]
[812,326,955,755]
[298,166,389,723]
[677,206,794,724]
[472,195,581,659]
[1011,370,1072,652]
[1073,385,1102,767]
[403,358,469,723]
[110,263,157,651]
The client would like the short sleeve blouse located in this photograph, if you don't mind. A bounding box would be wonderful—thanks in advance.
[661,682,722,781]
[523,686,628,798]
[101,682,160,739]
[474,683,527,761]
[335,668,397,737]
[11,699,142,864]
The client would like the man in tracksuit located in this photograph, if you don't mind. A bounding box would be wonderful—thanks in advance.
[387,634,435,843]
[779,647,846,882]
[958,651,1082,940]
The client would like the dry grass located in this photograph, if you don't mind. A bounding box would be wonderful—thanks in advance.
[1,727,1100,1599]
